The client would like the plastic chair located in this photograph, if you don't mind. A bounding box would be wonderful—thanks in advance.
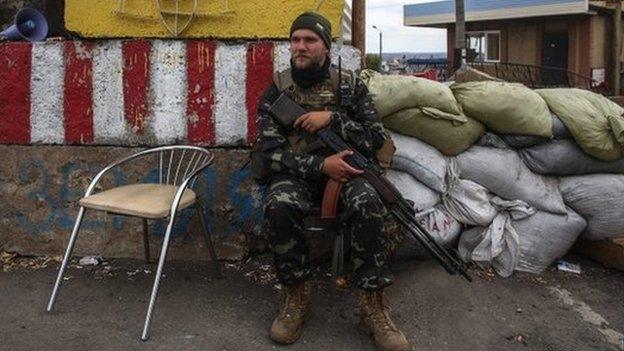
[46,145,221,341]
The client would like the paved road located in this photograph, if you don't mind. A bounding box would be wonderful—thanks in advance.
[1,254,623,351]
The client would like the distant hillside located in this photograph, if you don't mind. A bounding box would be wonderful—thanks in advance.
[377,52,447,61]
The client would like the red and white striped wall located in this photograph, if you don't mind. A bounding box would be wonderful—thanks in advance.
[0,40,360,147]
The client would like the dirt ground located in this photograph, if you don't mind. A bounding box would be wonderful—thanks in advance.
[0,253,623,351]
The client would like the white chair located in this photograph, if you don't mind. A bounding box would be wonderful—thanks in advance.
[46,145,221,341]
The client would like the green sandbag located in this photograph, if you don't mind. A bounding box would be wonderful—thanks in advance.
[360,69,463,118]
[536,88,624,161]
[383,107,485,156]
[451,81,552,138]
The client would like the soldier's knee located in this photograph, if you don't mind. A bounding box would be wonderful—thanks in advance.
[265,196,298,220]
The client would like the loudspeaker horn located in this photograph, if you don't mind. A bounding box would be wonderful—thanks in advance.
[0,8,49,42]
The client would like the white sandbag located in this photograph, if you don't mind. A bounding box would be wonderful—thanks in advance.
[520,139,624,176]
[458,197,535,277]
[414,205,463,247]
[442,161,498,226]
[391,132,448,193]
[385,169,440,212]
[456,146,567,214]
[459,203,585,276]
[515,208,586,274]
[395,205,462,260]
[559,175,624,240]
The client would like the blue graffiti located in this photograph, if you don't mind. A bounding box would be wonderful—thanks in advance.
[15,157,262,239]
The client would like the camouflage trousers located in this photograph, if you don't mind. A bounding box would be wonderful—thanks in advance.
[264,174,402,291]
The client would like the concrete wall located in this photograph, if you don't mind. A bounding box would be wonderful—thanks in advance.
[65,0,344,39]
[0,40,361,260]
[0,40,360,146]
[0,146,259,261]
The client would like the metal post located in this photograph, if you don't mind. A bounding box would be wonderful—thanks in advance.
[373,25,382,71]
[379,31,383,71]
[454,0,466,71]
[614,0,622,96]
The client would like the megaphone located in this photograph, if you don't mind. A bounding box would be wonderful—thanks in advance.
[0,8,48,42]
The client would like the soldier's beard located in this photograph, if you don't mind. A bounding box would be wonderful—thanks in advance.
[290,55,330,89]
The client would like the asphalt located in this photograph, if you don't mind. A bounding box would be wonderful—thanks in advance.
[0,253,623,351]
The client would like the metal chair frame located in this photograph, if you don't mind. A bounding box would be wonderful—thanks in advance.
[46,145,221,341]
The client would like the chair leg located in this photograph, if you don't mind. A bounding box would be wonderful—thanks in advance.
[141,215,176,341]
[142,218,150,264]
[197,203,222,279]
[47,207,87,312]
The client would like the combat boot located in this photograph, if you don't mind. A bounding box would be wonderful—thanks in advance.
[269,281,311,344]
[357,289,410,351]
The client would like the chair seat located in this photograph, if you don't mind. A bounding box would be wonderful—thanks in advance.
[79,183,197,219]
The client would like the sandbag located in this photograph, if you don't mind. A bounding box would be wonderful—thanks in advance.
[458,197,535,277]
[499,134,549,149]
[537,88,624,161]
[395,205,462,260]
[383,108,485,156]
[552,114,572,139]
[559,175,624,240]
[515,208,586,274]
[414,205,463,247]
[391,132,448,192]
[385,169,440,212]
[451,81,552,138]
[520,139,624,176]
[441,160,497,226]
[456,146,567,214]
[361,69,463,118]
[459,203,585,276]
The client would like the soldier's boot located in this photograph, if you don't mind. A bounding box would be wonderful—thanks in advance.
[357,289,410,351]
[269,281,311,344]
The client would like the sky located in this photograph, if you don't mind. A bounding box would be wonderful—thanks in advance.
[358,0,447,53]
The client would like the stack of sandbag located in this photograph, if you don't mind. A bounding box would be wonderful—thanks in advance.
[361,69,484,156]
[375,73,624,276]
[385,134,465,250]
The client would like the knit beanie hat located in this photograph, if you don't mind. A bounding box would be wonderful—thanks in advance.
[290,11,332,49]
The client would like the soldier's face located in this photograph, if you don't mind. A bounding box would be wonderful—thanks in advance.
[290,29,328,70]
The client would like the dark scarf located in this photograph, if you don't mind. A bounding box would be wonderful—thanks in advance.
[290,56,330,89]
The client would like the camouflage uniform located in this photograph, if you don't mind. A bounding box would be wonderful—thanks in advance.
[255,70,398,291]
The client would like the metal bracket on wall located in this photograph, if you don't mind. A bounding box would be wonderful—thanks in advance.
[115,0,235,37]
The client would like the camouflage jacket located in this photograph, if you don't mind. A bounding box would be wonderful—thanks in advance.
[253,72,390,182]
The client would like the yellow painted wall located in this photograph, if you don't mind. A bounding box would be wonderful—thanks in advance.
[65,0,344,39]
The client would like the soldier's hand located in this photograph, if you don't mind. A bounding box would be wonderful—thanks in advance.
[294,111,332,133]
[321,150,364,182]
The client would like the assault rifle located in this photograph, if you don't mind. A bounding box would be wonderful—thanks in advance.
[268,93,472,282]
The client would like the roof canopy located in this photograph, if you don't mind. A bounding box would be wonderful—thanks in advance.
[404,0,590,27]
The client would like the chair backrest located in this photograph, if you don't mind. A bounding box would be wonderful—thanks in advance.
[152,146,213,188]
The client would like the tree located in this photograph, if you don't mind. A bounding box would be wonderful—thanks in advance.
[365,54,381,72]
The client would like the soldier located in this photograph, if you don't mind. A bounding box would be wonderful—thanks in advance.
[251,12,410,351]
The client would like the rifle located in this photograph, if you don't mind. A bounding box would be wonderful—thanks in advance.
[268,93,473,282]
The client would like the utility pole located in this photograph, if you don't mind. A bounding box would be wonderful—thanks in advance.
[454,0,466,71]
[373,25,382,71]
[352,0,366,67]
[614,0,622,96]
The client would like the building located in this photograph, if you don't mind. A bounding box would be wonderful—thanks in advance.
[404,0,623,93]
